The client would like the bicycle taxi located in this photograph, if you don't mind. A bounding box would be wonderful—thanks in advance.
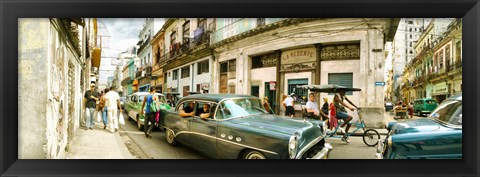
[296,84,381,147]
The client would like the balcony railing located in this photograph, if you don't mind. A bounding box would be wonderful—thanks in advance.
[210,18,285,44]
[135,70,142,78]
[157,54,167,65]
[145,66,152,76]
[167,31,210,61]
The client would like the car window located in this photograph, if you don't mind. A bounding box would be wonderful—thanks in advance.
[426,100,436,104]
[178,101,195,114]
[195,102,214,119]
[218,98,265,119]
[429,100,462,123]
[447,105,462,126]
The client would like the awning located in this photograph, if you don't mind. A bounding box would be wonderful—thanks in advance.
[91,47,102,68]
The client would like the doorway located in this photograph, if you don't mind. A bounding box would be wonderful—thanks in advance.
[251,85,259,97]
[264,82,276,112]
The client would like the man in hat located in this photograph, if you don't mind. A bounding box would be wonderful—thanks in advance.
[83,83,99,130]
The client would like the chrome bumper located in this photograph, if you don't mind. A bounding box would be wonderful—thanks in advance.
[307,143,333,159]
[375,139,385,159]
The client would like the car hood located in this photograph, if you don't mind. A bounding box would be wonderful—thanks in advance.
[390,118,454,135]
[228,114,322,138]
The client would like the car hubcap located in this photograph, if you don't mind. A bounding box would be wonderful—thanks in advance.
[167,130,174,143]
[246,152,265,159]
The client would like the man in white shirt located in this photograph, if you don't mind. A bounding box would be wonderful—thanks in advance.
[284,93,295,117]
[105,86,123,133]
[305,93,328,120]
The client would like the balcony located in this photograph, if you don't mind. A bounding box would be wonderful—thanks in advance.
[135,70,142,78]
[157,54,167,66]
[145,66,152,76]
[167,31,210,61]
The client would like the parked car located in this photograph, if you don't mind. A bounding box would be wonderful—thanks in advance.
[124,92,171,130]
[385,101,394,111]
[159,94,332,159]
[413,98,438,116]
[375,94,462,159]
[120,96,127,109]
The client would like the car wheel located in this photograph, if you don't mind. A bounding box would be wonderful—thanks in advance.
[362,129,380,147]
[137,115,144,131]
[165,129,177,146]
[242,150,266,159]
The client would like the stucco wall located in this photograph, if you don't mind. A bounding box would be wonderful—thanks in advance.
[18,19,49,159]
[250,67,277,98]
[19,19,84,159]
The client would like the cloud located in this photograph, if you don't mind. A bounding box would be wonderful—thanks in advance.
[96,18,145,85]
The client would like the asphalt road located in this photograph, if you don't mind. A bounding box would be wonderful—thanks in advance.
[118,112,422,159]
[119,112,207,159]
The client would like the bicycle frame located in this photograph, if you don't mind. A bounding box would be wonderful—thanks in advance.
[326,110,367,138]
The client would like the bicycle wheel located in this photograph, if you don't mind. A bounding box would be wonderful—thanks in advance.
[363,129,380,147]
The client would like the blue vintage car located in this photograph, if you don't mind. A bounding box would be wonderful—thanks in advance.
[159,94,332,159]
[376,94,462,159]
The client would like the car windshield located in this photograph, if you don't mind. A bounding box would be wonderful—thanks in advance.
[429,100,462,125]
[217,98,266,119]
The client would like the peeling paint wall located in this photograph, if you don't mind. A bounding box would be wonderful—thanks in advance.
[19,18,85,159]
[18,19,49,159]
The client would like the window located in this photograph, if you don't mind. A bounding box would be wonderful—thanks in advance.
[410,42,412,47]
[409,28,412,32]
[172,70,178,80]
[288,79,308,103]
[410,35,412,39]
[408,20,413,24]
[439,49,444,69]
[198,18,207,31]
[429,100,462,125]
[196,84,201,92]
[147,53,150,65]
[220,60,236,79]
[197,60,209,75]
[328,73,353,95]
[181,66,190,78]
[170,31,177,46]
[220,62,228,73]
[455,41,462,63]
[183,21,190,39]
[446,44,451,67]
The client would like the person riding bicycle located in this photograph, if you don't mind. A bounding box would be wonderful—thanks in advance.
[334,89,358,143]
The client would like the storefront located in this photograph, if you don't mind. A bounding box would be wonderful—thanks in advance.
[152,65,164,93]
[138,77,150,92]
[432,82,449,103]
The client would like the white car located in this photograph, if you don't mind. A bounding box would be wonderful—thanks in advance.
[124,92,167,130]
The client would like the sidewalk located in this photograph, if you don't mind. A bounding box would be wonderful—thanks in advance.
[66,123,134,159]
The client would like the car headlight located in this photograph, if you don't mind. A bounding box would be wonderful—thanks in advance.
[288,133,299,159]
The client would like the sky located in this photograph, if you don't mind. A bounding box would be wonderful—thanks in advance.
[96,18,146,85]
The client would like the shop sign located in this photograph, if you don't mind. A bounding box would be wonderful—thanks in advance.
[281,47,316,65]
[433,82,448,94]
[270,81,276,90]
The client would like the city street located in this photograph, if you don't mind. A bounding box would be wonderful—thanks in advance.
[117,111,423,159]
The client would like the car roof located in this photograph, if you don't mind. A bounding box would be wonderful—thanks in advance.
[180,94,259,102]
[445,93,462,102]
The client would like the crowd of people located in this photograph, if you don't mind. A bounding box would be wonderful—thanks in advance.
[275,89,358,143]
[83,83,123,133]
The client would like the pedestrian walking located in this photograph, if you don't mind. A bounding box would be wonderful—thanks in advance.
[83,83,99,130]
[100,88,110,129]
[105,86,123,133]
[141,87,159,138]
[284,93,295,118]
[280,95,287,116]
[408,102,414,119]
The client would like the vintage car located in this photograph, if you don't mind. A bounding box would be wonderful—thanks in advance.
[124,92,170,130]
[376,94,462,159]
[159,94,332,159]
[413,98,438,116]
